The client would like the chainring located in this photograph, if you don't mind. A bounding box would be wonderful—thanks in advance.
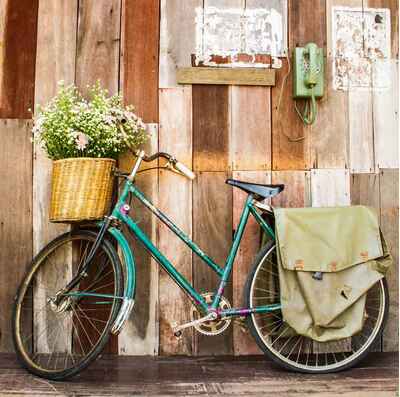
[191,292,231,336]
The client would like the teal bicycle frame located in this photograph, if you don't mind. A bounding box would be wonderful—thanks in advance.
[67,152,281,334]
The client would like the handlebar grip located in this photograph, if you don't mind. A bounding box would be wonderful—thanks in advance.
[174,161,196,180]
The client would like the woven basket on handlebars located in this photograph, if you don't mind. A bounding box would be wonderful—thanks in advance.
[49,158,116,222]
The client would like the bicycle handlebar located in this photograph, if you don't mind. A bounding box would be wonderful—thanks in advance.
[174,161,196,180]
[135,150,196,180]
[142,152,172,162]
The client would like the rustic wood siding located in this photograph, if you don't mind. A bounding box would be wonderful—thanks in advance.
[158,87,193,355]
[0,120,33,352]
[32,0,78,356]
[118,0,161,355]
[0,0,38,118]
[0,0,398,356]
[123,0,159,122]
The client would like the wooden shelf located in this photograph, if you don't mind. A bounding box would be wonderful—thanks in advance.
[177,67,276,86]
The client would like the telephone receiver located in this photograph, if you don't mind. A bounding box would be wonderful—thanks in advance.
[293,42,324,125]
[303,43,320,86]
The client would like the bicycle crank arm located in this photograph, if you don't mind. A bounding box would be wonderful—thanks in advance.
[172,312,217,337]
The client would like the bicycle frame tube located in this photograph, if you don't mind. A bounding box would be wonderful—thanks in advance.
[112,179,279,316]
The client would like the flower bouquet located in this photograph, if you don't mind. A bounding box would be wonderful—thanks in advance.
[33,82,148,222]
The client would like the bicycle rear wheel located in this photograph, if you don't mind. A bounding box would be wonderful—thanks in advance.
[245,241,389,373]
[12,230,123,380]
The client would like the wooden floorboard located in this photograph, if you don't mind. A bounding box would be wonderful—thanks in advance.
[0,353,397,396]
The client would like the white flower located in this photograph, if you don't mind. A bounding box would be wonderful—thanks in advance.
[104,115,116,125]
[76,132,89,151]
[32,116,45,136]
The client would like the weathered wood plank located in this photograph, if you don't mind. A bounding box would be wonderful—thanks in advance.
[288,0,326,49]
[271,58,309,170]
[193,85,230,172]
[350,173,381,210]
[159,87,192,167]
[348,88,375,173]
[192,0,243,173]
[0,0,38,118]
[271,171,311,208]
[124,0,159,123]
[350,172,381,351]
[158,87,193,355]
[76,0,121,96]
[231,86,271,171]
[33,0,78,355]
[118,132,159,356]
[34,0,77,253]
[177,68,276,86]
[0,1,7,90]
[364,0,399,59]
[310,57,348,169]
[75,0,122,354]
[310,169,350,207]
[379,169,399,352]
[193,172,233,355]
[119,0,160,355]
[372,60,399,169]
[311,168,351,353]
[159,0,202,88]
[0,120,33,352]
[232,171,271,355]
[273,0,326,171]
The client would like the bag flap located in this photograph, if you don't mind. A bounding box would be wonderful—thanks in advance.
[274,205,383,272]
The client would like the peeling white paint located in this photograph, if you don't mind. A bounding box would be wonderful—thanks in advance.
[332,6,391,90]
[195,6,285,68]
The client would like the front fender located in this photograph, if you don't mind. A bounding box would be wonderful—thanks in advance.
[87,221,137,334]
[105,226,136,300]
[106,226,137,335]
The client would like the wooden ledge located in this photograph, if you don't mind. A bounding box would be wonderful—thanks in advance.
[177,67,276,86]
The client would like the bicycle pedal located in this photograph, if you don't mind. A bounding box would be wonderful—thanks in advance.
[171,322,181,339]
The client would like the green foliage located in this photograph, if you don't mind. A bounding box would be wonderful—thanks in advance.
[33,82,148,160]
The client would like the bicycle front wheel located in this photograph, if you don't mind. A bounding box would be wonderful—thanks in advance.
[12,230,123,380]
[245,241,389,373]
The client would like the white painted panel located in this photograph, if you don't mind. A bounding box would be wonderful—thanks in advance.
[311,169,351,207]
[348,88,375,173]
[195,1,286,67]
[159,0,202,88]
[373,60,399,169]
[332,6,391,90]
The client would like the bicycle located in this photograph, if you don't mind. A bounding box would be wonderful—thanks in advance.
[12,150,389,380]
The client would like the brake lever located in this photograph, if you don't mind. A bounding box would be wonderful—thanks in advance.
[164,160,179,175]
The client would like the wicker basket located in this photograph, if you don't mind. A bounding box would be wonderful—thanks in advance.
[50,158,116,222]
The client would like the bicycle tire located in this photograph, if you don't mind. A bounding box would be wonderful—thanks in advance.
[12,229,123,380]
[245,241,389,373]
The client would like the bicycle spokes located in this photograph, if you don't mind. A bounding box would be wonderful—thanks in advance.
[14,233,121,374]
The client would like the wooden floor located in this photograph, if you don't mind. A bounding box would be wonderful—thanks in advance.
[0,352,397,396]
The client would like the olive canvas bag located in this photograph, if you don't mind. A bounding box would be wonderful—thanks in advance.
[274,206,392,342]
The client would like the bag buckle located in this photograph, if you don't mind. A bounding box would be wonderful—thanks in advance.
[312,271,323,281]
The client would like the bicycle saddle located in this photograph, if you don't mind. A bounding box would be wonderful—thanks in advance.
[226,179,284,200]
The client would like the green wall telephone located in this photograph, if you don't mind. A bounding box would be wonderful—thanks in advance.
[293,43,324,125]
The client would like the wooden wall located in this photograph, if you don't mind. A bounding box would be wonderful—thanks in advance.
[0,0,398,355]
